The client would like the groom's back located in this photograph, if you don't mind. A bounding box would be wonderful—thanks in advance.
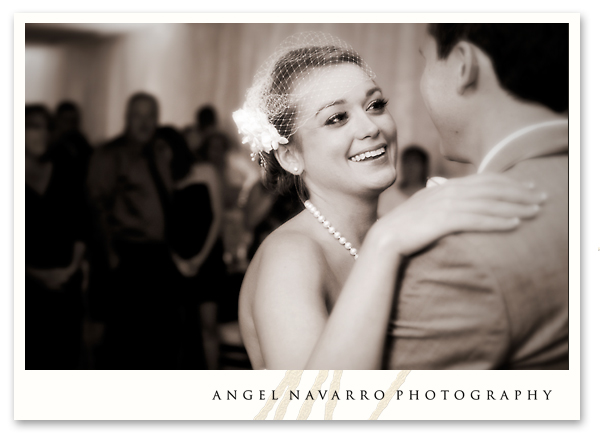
[482,155,568,369]
[385,154,569,370]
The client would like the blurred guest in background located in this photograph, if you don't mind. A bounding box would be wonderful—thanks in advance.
[193,105,258,212]
[195,131,244,326]
[51,101,92,180]
[198,132,229,178]
[199,132,235,206]
[195,105,218,148]
[86,92,181,370]
[182,124,202,159]
[191,108,257,367]
[196,127,260,278]
[399,146,429,195]
[157,126,224,370]
[378,145,430,216]
[182,105,220,155]
[25,104,87,369]
[244,181,304,260]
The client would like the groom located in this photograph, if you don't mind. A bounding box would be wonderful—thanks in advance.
[385,24,569,370]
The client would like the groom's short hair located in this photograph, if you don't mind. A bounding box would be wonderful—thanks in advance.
[428,24,568,113]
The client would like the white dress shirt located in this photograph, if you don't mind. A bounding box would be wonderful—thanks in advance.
[477,119,569,174]
[427,118,568,187]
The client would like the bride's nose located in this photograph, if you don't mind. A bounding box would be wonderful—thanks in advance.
[355,111,380,139]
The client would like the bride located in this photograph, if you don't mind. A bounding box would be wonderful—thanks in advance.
[233,32,544,370]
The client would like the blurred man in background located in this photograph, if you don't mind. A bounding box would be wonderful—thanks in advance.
[87,92,182,370]
[52,101,92,174]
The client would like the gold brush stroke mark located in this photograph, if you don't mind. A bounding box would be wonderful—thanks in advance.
[368,370,411,420]
[296,370,329,420]
[254,370,304,420]
[324,370,343,420]
[274,370,304,420]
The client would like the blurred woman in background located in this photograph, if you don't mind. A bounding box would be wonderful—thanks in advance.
[25,104,88,369]
[378,145,430,216]
[159,126,225,369]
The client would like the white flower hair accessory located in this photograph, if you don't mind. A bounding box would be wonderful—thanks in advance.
[232,106,288,166]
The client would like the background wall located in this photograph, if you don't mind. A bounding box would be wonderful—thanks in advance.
[25,22,474,177]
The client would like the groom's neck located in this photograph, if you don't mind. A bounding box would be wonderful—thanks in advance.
[459,97,567,168]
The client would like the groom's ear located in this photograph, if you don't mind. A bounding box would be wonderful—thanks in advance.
[454,41,479,95]
[274,142,304,176]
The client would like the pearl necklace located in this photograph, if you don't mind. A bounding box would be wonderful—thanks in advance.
[304,200,359,260]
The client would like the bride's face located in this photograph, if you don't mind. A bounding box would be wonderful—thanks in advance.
[292,63,398,198]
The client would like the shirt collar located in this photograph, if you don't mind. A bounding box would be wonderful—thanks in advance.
[477,119,569,174]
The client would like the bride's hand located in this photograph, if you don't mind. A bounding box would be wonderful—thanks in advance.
[370,173,547,257]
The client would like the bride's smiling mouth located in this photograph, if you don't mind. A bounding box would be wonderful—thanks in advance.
[349,145,387,163]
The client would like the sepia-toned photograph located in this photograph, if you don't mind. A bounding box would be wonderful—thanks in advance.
[22,20,569,374]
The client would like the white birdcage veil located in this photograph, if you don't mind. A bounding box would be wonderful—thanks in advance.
[233,31,376,166]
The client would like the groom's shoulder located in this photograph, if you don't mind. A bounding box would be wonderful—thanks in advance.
[386,155,569,369]
[403,154,568,295]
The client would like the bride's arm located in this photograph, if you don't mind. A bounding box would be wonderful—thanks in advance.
[252,173,546,370]
[304,230,403,370]
[251,230,400,370]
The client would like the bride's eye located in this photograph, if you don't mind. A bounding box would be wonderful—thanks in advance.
[325,112,348,126]
[367,98,389,112]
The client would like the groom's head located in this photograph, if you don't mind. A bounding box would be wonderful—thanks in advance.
[420,24,568,163]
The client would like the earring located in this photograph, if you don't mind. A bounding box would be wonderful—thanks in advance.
[293,166,299,173]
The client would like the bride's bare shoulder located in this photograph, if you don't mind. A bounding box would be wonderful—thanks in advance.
[259,217,326,270]
[243,213,328,292]
[239,213,330,367]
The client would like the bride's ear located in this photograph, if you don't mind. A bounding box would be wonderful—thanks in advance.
[274,144,304,176]
[454,41,479,95]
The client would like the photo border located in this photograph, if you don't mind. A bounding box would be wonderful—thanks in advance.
[13,11,580,421]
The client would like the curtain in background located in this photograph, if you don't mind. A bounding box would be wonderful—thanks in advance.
[25,23,474,177]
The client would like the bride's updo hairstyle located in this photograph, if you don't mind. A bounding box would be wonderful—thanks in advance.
[233,32,375,199]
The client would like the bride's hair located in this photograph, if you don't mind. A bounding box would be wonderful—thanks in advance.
[234,32,374,199]
[262,45,368,198]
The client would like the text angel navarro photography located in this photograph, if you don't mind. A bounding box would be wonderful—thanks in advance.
[212,389,554,402]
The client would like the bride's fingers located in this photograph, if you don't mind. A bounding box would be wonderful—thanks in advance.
[452,173,534,188]
[448,173,541,194]
[455,200,541,219]
[444,213,522,234]
[441,183,546,205]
